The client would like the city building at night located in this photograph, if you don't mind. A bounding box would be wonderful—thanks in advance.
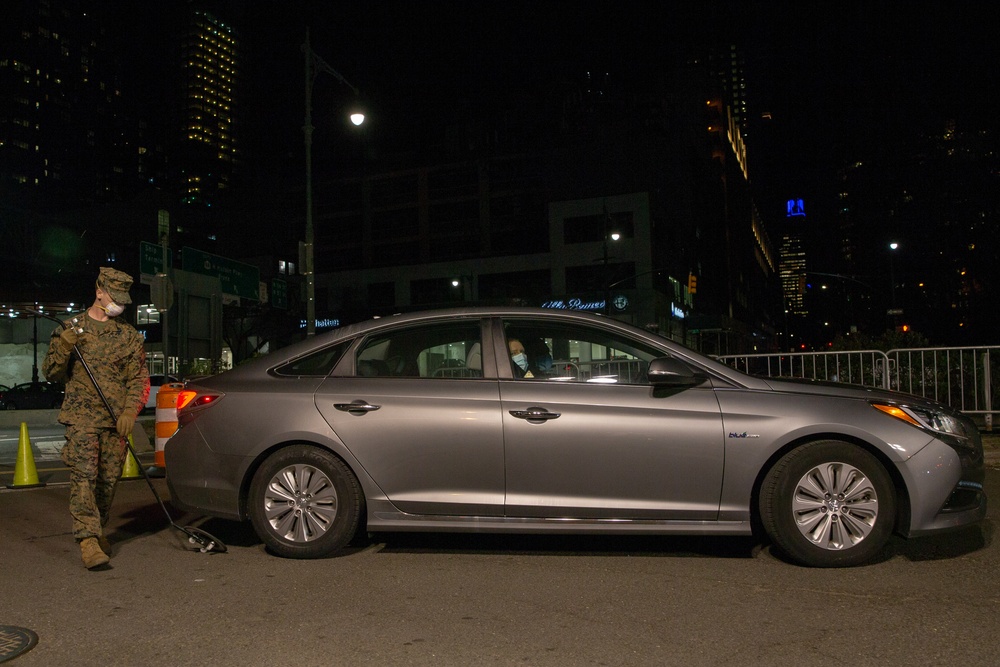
[293,66,781,356]
[177,7,239,207]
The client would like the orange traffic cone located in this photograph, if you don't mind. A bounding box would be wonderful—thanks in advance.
[120,434,142,480]
[7,422,45,489]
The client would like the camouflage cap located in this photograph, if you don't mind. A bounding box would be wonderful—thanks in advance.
[97,267,133,305]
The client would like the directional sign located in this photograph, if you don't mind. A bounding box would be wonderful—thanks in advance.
[140,241,172,276]
[272,278,288,309]
[181,247,260,301]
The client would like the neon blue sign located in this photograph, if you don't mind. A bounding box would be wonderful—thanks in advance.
[542,298,605,312]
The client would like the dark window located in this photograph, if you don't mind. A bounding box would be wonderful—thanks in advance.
[272,341,351,377]
[372,207,419,238]
[478,269,551,303]
[410,277,456,306]
[565,262,636,293]
[564,211,634,244]
[368,282,395,310]
[357,321,483,378]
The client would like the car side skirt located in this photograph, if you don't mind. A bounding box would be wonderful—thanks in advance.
[367,500,751,535]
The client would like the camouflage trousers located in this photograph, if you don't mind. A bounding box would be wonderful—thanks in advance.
[61,424,127,541]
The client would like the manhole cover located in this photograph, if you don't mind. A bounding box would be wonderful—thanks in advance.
[0,626,38,663]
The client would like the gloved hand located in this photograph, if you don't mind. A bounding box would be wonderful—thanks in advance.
[58,327,78,352]
[116,412,136,438]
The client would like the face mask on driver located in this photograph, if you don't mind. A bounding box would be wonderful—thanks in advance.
[512,352,528,370]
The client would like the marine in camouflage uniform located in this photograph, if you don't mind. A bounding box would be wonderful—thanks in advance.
[42,267,150,569]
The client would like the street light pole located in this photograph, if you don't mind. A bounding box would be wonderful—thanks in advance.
[303,28,362,337]
[888,242,899,308]
[601,204,620,315]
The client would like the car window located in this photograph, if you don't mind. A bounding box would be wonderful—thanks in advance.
[357,321,483,378]
[273,341,351,377]
[503,319,664,384]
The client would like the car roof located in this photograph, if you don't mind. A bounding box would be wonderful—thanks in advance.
[208,306,764,389]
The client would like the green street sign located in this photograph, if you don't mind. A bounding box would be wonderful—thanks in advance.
[140,241,171,275]
[181,247,260,301]
[272,278,288,309]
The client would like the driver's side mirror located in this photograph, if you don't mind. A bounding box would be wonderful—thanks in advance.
[647,356,705,387]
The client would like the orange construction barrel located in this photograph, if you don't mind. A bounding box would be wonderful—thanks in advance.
[153,382,185,472]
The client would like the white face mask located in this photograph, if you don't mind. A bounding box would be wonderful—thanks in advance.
[511,352,528,370]
[102,300,125,317]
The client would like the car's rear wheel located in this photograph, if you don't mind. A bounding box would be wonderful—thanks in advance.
[760,440,896,567]
[248,445,363,559]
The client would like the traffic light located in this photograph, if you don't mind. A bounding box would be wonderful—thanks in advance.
[688,273,697,294]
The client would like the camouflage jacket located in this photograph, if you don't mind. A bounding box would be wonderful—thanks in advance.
[42,312,150,427]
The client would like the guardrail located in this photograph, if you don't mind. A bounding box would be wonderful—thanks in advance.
[715,346,1000,429]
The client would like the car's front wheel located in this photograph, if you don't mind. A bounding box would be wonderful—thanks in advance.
[248,445,363,558]
[760,440,896,567]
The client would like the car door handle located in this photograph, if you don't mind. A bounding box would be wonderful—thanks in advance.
[509,408,561,421]
[334,400,381,414]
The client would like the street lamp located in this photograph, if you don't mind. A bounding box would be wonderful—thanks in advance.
[600,206,621,314]
[303,28,364,337]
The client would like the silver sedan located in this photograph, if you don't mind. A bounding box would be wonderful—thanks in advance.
[165,307,986,567]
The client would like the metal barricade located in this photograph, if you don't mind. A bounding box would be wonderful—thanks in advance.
[714,347,1000,427]
[886,346,1000,428]
[715,350,890,389]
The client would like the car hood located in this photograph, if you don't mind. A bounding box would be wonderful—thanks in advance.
[760,376,957,413]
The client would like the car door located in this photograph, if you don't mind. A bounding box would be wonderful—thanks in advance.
[314,318,505,517]
[498,318,726,520]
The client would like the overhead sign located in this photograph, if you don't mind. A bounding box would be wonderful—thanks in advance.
[181,247,260,301]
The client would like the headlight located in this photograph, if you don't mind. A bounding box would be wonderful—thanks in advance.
[872,402,969,441]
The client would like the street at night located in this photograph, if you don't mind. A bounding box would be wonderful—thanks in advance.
[2,3,999,665]
[1,463,999,666]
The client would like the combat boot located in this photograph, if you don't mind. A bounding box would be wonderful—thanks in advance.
[80,537,110,569]
[97,535,112,556]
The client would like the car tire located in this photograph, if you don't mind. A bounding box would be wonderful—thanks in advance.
[248,445,363,559]
[760,440,896,568]
[5,402,15,410]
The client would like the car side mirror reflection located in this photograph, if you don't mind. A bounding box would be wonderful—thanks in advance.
[647,357,705,387]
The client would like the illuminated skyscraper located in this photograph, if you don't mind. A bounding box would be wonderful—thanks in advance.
[178,6,239,206]
[778,199,808,316]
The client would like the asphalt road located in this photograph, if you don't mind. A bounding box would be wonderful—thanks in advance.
[2,466,999,666]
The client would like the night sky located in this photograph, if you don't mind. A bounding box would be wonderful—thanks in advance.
[114,1,996,227]
[241,2,996,213]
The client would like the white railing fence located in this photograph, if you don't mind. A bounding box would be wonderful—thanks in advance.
[715,346,1000,429]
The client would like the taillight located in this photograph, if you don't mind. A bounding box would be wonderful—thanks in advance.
[177,389,223,413]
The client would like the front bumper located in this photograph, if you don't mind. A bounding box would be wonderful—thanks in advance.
[900,436,987,537]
